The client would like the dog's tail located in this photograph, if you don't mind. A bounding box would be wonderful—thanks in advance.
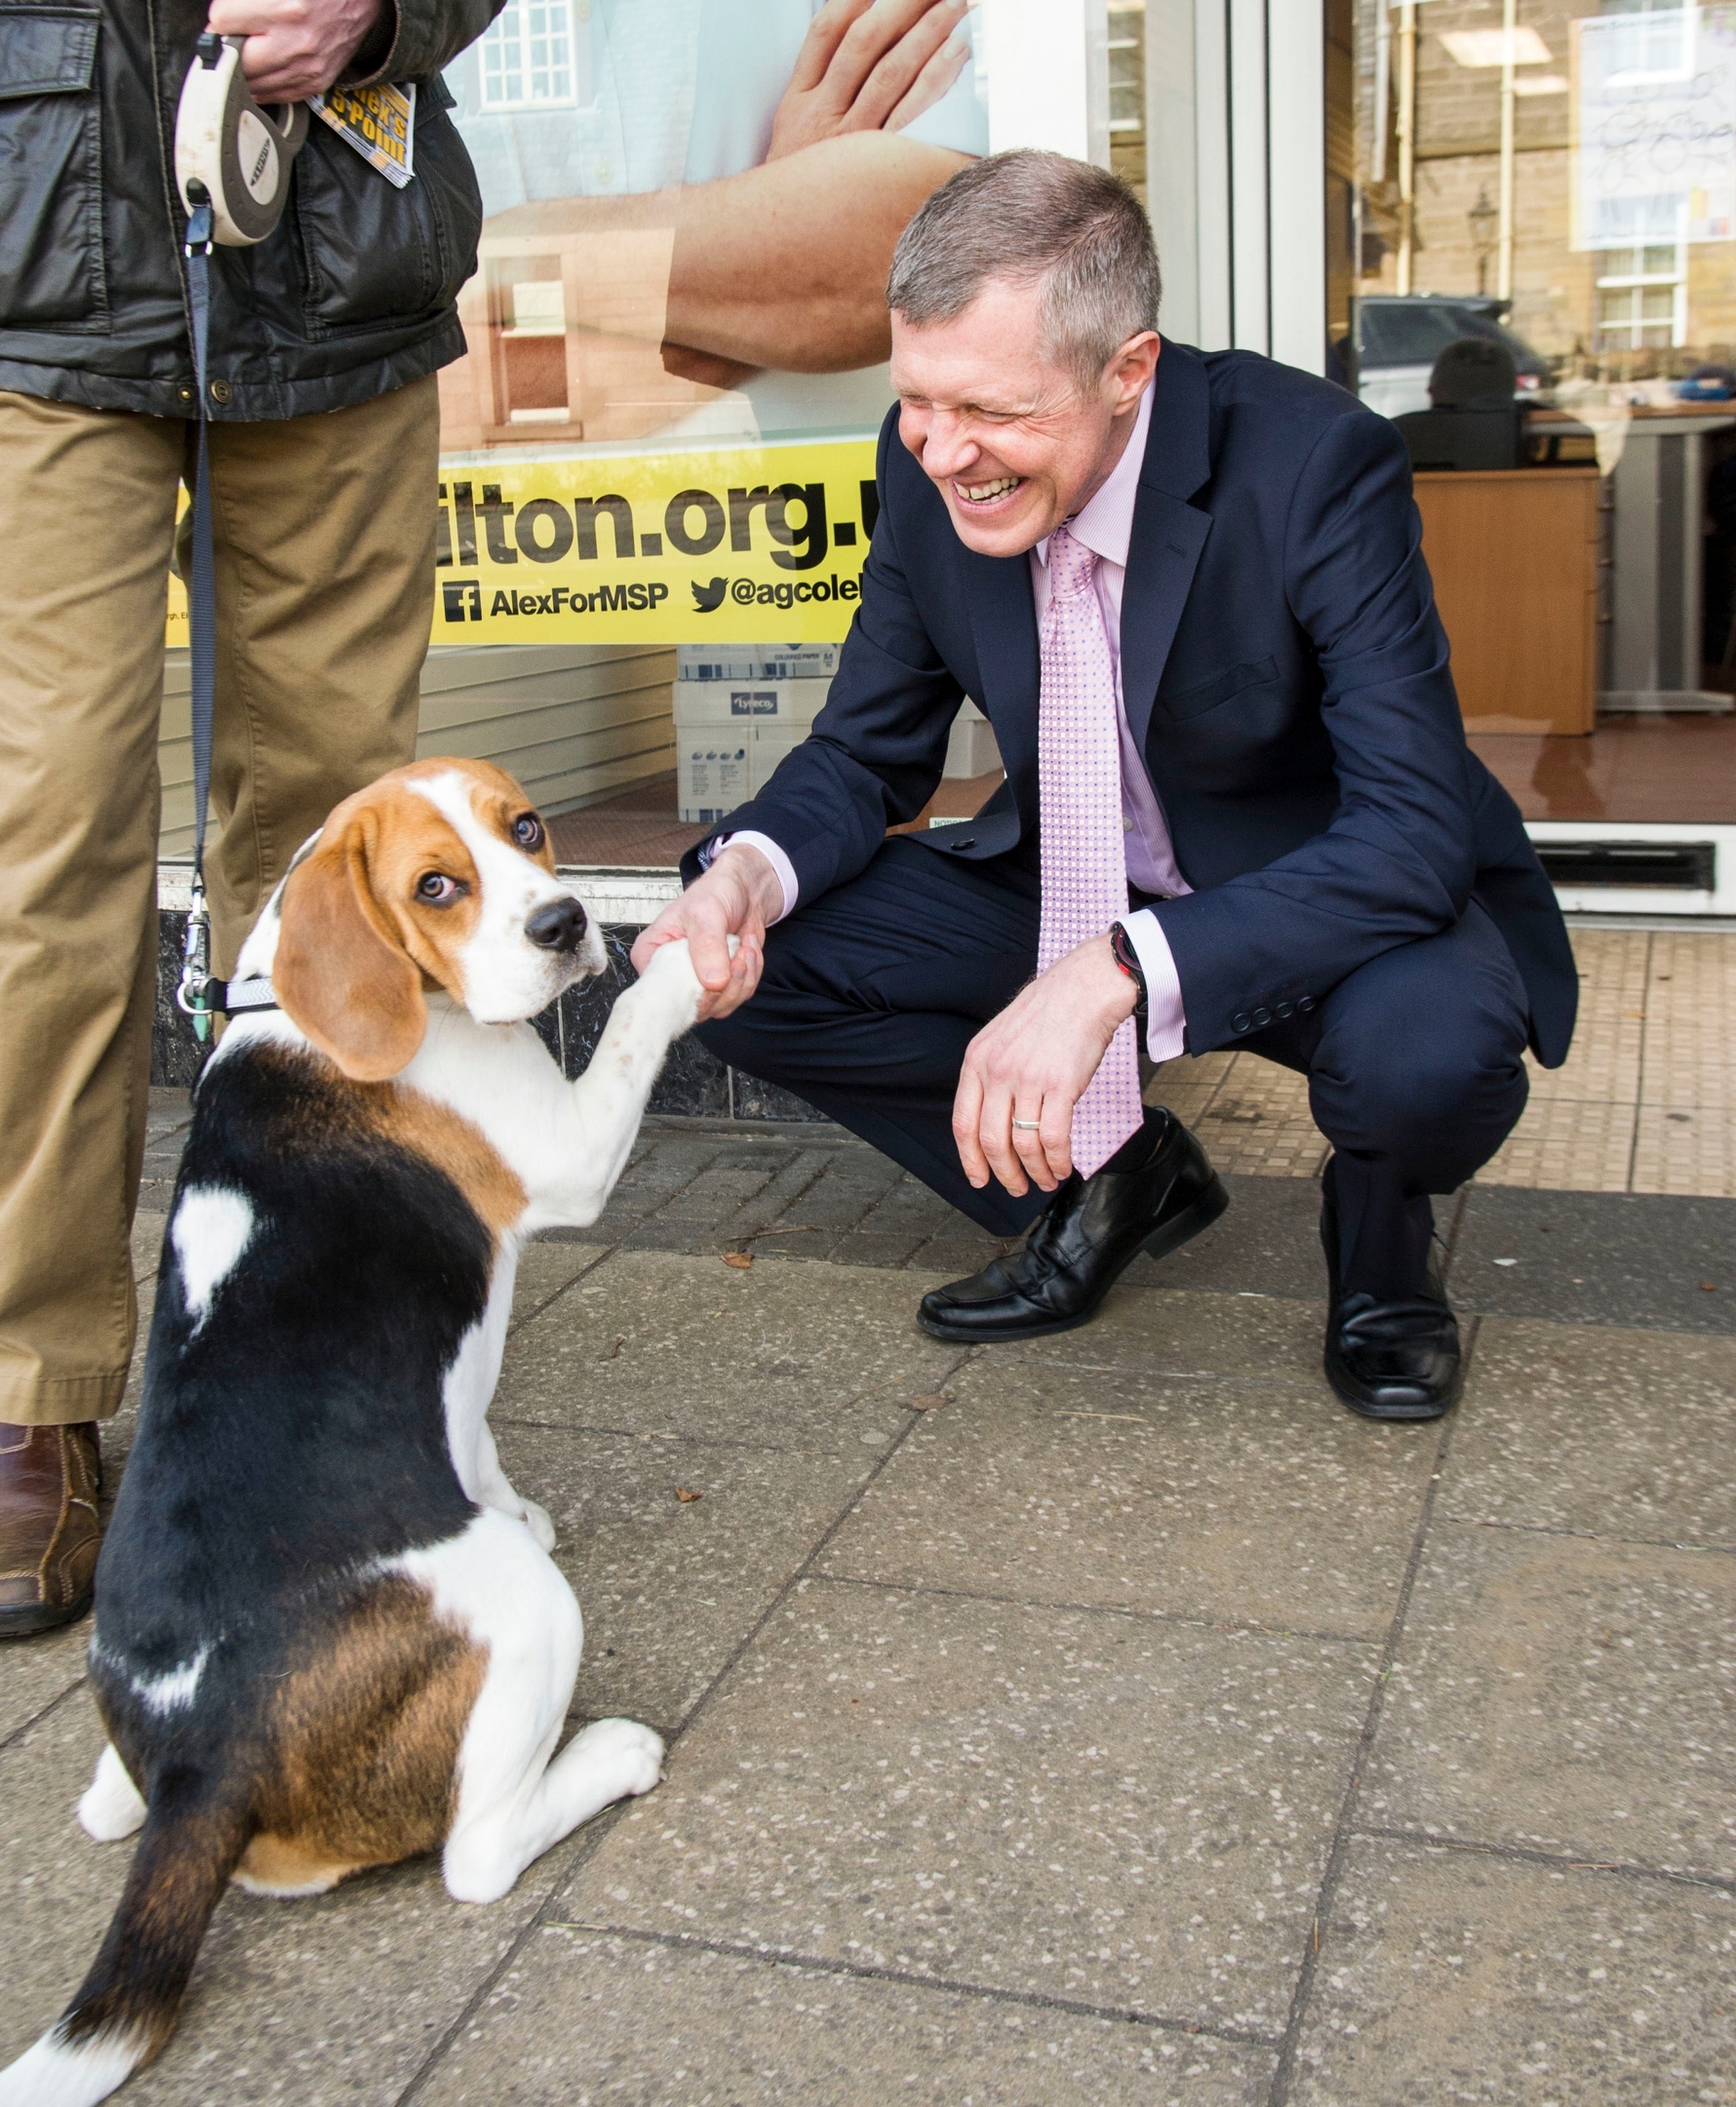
[0,1772,251,2107]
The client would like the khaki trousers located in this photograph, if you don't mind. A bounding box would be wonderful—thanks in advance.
[0,378,439,1424]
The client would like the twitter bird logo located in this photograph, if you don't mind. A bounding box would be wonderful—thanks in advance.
[690,576,728,613]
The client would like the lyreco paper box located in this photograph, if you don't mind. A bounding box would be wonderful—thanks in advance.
[758,642,841,680]
[749,724,809,794]
[676,739,750,823]
[672,678,831,726]
[675,645,761,682]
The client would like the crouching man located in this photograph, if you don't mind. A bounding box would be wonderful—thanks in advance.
[632,150,1575,1421]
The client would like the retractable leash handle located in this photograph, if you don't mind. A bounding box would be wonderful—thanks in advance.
[175,32,309,246]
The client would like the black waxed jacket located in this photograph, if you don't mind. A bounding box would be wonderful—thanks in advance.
[0,0,501,420]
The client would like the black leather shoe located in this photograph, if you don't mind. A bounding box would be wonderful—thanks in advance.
[918,1112,1228,1343]
[1320,1176,1462,1421]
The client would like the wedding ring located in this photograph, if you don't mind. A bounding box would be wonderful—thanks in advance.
[1010,1118,1041,1131]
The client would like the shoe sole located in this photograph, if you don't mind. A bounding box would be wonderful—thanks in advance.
[0,1587,94,1639]
[918,1174,1230,1344]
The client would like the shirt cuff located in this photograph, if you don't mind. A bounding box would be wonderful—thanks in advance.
[709,831,799,924]
[1119,907,1186,1064]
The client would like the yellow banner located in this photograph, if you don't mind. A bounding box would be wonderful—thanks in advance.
[166,437,881,649]
[431,438,878,645]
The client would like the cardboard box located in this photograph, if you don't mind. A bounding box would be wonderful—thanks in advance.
[945,699,1001,777]
[676,737,750,823]
[675,643,843,681]
[675,645,760,682]
[673,677,831,726]
[757,642,841,680]
[749,725,808,794]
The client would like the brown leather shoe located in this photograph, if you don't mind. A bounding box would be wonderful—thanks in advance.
[0,1422,101,1637]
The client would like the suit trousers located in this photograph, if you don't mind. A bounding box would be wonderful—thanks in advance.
[698,834,1532,1292]
[0,380,438,1424]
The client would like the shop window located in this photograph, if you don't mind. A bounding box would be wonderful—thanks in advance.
[479,0,587,112]
[1107,3,1147,205]
[1340,0,1736,821]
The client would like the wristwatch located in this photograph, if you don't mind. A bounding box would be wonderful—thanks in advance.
[1109,920,1148,1018]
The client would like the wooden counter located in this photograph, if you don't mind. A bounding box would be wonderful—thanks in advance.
[1414,467,1599,735]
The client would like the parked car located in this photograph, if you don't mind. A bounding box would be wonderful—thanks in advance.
[1351,295,1553,419]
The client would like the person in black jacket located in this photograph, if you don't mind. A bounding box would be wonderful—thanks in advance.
[0,0,500,1638]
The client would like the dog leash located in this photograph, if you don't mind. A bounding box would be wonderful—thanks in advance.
[174,186,277,1037]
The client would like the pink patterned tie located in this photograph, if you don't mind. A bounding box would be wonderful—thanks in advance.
[1038,524,1144,1179]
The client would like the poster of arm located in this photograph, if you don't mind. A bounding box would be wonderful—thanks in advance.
[434,0,989,642]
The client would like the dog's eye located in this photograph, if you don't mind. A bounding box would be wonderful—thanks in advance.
[416,872,459,904]
[513,813,544,851]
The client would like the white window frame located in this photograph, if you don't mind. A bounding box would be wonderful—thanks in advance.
[1594,240,1688,351]
[477,0,587,114]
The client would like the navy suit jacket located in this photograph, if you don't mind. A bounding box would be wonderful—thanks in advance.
[692,339,1577,1066]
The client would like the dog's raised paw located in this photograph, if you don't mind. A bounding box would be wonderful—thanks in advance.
[572,1716,665,1799]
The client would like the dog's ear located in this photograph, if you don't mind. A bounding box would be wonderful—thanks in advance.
[273,805,426,1082]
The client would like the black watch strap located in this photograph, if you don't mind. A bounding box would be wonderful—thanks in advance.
[1110,920,1149,1017]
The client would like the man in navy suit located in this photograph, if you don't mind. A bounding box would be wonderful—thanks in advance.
[632,150,1576,1421]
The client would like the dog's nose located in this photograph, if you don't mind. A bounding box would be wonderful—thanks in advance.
[526,897,589,954]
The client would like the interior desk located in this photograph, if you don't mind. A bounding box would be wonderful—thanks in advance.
[1413,467,1600,736]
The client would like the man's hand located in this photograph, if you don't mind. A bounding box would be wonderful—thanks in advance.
[954,934,1138,1199]
[768,0,972,162]
[629,845,784,1025]
[206,0,383,101]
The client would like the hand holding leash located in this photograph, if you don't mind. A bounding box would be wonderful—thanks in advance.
[207,0,386,101]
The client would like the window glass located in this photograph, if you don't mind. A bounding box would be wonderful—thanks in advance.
[1338,1,1736,811]
[430,0,992,648]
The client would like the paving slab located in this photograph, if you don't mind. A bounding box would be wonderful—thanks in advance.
[0,1689,616,2107]
[414,1923,1278,2107]
[492,1249,965,1447]
[816,1350,1438,1642]
[1450,1187,1736,1333]
[565,1578,1375,2038]
[1447,1317,1736,1546]
[512,1241,607,1327]
[132,1208,168,1284]
[494,1421,881,1731]
[1125,1173,1332,1303]
[1367,1523,1736,1881]
[1000,1283,1328,1387]
[0,1630,89,1751]
[1290,1834,1736,2106]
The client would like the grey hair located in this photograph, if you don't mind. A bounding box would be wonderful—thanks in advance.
[887,150,1161,391]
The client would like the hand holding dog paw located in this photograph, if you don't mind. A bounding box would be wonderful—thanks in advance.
[631,850,778,1022]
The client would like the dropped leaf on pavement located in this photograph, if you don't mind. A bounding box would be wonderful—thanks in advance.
[676,1487,703,1503]
[723,1252,753,1269]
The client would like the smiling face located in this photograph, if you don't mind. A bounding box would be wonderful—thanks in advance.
[888,277,1160,559]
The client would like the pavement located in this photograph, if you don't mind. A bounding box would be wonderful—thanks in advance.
[2,1092,1732,2106]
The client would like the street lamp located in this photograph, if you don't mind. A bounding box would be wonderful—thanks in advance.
[1469,187,1498,296]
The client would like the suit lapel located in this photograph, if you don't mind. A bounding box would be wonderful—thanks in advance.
[1121,340,1214,754]
[963,543,1039,794]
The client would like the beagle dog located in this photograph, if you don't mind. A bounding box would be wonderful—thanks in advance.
[1,760,708,2107]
